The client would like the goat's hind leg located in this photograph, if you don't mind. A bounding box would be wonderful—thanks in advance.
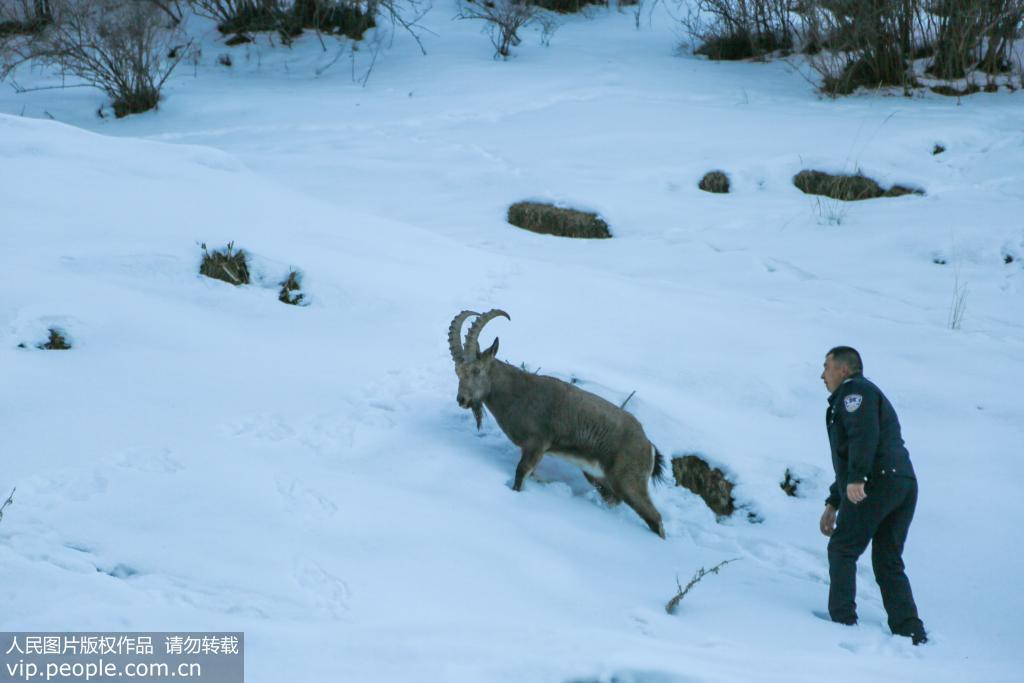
[584,472,621,507]
[619,480,666,539]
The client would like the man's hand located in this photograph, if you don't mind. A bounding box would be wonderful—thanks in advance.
[819,505,837,537]
[847,482,867,504]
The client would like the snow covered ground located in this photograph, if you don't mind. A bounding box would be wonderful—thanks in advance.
[1,4,1023,682]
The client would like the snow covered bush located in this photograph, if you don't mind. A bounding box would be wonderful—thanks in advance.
[682,0,793,61]
[21,0,191,117]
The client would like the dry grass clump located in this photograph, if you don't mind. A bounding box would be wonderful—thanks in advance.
[793,170,923,201]
[278,270,305,305]
[507,201,611,239]
[672,454,735,518]
[698,170,730,194]
[200,241,250,285]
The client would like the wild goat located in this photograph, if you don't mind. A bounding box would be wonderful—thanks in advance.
[448,309,667,537]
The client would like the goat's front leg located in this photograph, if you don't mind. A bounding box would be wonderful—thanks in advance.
[512,444,546,492]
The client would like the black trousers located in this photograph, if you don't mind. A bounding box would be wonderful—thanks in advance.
[827,475,923,634]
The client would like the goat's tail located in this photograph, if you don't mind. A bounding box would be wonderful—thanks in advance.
[651,445,668,485]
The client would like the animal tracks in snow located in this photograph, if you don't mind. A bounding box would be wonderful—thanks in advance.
[275,477,338,521]
[293,559,352,620]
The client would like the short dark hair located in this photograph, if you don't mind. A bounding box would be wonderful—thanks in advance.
[828,346,863,374]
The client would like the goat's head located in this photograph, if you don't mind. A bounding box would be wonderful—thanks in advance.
[448,309,510,428]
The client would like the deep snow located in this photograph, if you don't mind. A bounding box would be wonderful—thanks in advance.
[1,4,1023,682]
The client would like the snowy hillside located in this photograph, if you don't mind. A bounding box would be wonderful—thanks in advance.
[1,5,1023,682]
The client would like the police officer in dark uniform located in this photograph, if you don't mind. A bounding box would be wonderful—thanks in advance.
[819,346,927,645]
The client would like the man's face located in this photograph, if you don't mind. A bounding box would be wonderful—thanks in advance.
[821,354,851,394]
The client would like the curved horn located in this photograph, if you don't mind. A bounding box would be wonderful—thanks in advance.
[448,310,480,365]
[465,309,510,359]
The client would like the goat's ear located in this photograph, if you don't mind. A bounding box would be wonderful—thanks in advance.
[483,337,499,359]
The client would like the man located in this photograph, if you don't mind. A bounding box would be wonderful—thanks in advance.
[819,346,927,645]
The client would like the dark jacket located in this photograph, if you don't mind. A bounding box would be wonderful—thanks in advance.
[826,374,916,508]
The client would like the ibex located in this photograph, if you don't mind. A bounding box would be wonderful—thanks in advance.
[448,309,667,538]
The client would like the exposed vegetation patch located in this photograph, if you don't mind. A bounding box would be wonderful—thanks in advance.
[200,242,250,286]
[933,143,946,155]
[793,170,923,201]
[507,202,611,239]
[279,270,306,305]
[20,328,72,350]
[930,83,981,97]
[698,170,730,194]
[195,0,376,43]
[694,29,789,61]
[672,454,735,518]
[780,468,801,497]
[528,0,604,13]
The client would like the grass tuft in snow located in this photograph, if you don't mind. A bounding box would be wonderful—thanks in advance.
[698,170,730,194]
[671,454,735,518]
[200,241,251,286]
[29,327,72,350]
[507,201,611,239]
[278,269,306,306]
[780,468,801,497]
[793,170,922,202]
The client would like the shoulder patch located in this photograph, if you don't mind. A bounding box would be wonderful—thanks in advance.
[844,394,863,413]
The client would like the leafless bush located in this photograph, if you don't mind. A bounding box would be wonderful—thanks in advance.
[927,0,1024,79]
[665,559,738,614]
[796,0,919,95]
[1,0,51,74]
[682,0,794,60]
[0,488,14,524]
[457,0,552,58]
[796,1,1024,95]
[15,0,191,116]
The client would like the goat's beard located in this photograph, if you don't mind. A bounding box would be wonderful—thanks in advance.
[471,403,484,431]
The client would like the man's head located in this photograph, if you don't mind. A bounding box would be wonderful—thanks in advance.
[822,346,862,393]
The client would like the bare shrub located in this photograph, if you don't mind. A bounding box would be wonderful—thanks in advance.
[796,1,1024,95]
[682,0,794,60]
[1,0,53,75]
[796,0,918,95]
[457,0,550,58]
[928,0,1024,79]
[665,559,738,614]
[19,0,191,117]
[0,488,14,524]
